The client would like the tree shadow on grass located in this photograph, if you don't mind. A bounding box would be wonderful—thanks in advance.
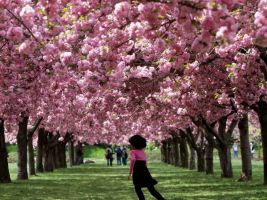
[0,162,266,200]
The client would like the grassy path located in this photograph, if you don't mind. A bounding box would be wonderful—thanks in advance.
[0,160,267,200]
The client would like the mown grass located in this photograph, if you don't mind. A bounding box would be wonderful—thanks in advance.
[0,157,266,200]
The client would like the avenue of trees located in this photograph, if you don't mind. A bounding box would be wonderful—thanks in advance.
[1,0,267,186]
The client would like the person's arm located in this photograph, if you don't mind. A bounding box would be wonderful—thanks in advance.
[129,151,136,179]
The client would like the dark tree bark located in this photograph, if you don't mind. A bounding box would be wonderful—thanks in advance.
[189,146,196,170]
[180,134,189,168]
[205,145,214,174]
[253,99,267,185]
[166,139,172,164]
[172,136,181,167]
[69,141,75,167]
[238,113,252,180]
[161,140,167,163]
[217,117,235,178]
[43,132,58,172]
[170,138,176,165]
[204,126,215,175]
[27,135,35,175]
[184,128,205,172]
[218,145,233,178]
[58,142,67,168]
[0,120,11,183]
[196,150,205,172]
[36,128,45,172]
[57,133,71,168]
[202,116,237,178]
[53,145,59,169]
[27,117,43,176]
[17,115,29,180]
[75,142,84,165]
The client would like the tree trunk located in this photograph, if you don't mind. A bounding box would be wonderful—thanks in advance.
[17,116,29,180]
[0,120,11,183]
[59,142,67,168]
[238,113,252,180]
[69,141,74,167]
[173,137,180,167]
[218,117,233,178]
[44,147,54,172]
[170,139,175,165]
[205,145,214,174]
[161,141,167,163]
[257,100,267,185]
[27,117,42,175]
[36,128,44,173]
[196,150,205,172]
[75,143,84,165]
[44,132,54,172]
[166,139,172,164]
[27,134,35,175]
[53,145,59,169]
[189,146,196,170]
[218,145,233,178]
[180,136,189,168]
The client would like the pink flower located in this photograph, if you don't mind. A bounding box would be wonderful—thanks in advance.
[0,0,8,8]
[60,52,74,66]
[7,27,24,42]
[78,60,90,71]
[18,40,35,55]
[19,5,36,27]
[114,2,131,18]
[20,5,35,18]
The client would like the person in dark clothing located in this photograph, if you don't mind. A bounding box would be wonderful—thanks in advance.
[105,145,113,166]
[122,146,128,165]
[116,146,123,165]
[128,135,165,200]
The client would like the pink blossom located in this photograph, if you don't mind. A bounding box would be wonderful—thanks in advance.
[6,27,24,42]
[18,40,35,55]
[114,2,131,18]
[60,52,74,66]
[0,0,8,8]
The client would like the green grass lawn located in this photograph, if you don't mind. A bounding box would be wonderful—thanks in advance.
[0,158,266,200]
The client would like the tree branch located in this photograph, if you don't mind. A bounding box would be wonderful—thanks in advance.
[226,118,238,136]
[27,117,43,137]
[200,115,226,146]
[6,8,41,44]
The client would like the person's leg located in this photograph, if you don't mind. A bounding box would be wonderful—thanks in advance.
[147,185,165,200]
[135,185,145,200]
[107,159,109,166]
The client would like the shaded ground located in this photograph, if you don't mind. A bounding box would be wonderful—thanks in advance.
[0,159,266,200]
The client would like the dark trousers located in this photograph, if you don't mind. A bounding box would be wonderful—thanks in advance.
[134,185,165,200]
[117,156,122,165]
[122,158,127,165]
[107,158,113,166]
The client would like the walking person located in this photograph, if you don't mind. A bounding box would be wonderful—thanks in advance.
[250,142,255,159]
[128,135,165,200]
[105,145,113,166]
[116,146,123,165]
[122,146,128,166]
[233,143,238,158]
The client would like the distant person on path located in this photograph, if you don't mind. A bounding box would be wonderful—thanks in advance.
[115,146,123,165]
[105,145,113,166]
[122,146,128,166]
[233,143,238,158]
[128,135,165,200]
[250,142,255,159]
